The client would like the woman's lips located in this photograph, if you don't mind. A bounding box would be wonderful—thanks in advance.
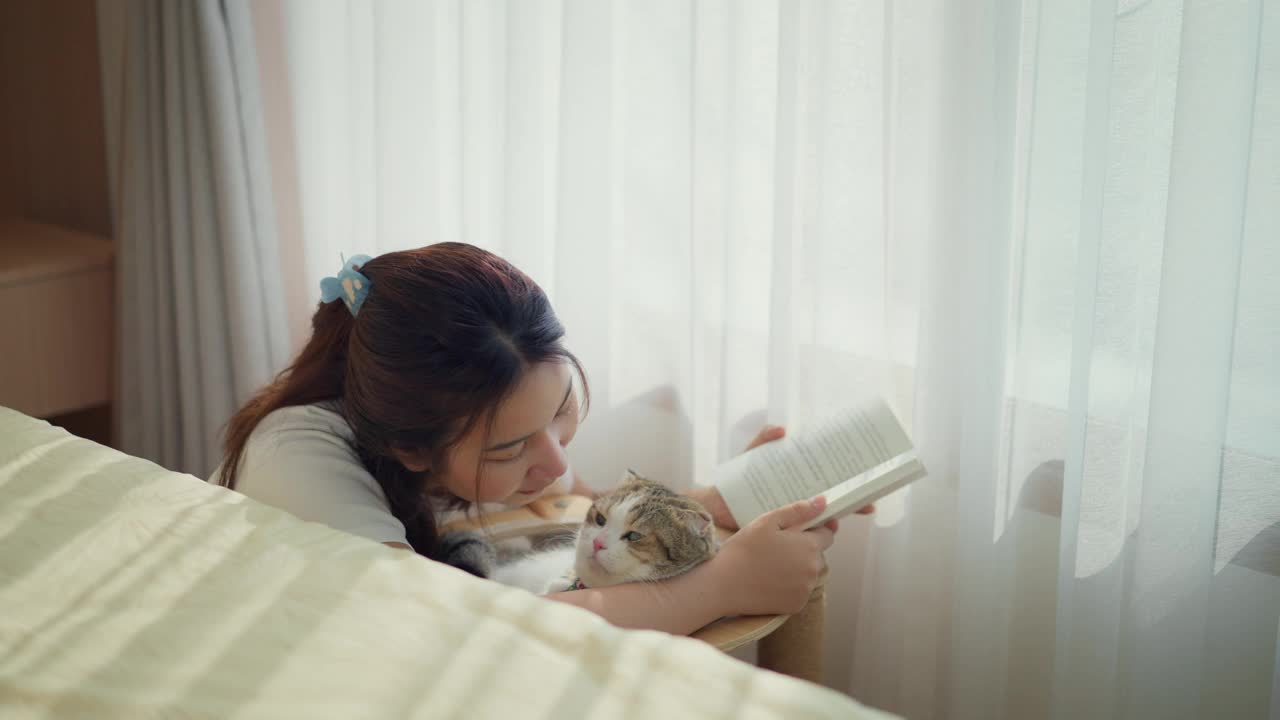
[516,479,556,496]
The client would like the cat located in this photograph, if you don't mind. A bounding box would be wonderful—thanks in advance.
[446,470,718,594]
[436,529,498,578]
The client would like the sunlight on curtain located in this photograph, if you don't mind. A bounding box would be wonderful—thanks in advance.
[271,0,924,497]
[258,0,1279,717]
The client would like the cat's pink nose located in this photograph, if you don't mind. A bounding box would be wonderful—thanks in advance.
[592,537,606,554]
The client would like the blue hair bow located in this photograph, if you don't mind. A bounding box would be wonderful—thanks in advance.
[320,254,374,317]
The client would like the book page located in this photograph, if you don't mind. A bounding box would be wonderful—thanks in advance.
[713,396,914,526]
[802,454,926,529]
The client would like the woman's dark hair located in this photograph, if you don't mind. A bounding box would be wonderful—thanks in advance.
[218,243,589,560]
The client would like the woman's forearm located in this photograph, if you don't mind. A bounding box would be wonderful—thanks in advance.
[544,560,729,635]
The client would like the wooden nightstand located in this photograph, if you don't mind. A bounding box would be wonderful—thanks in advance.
[0,219,114,419]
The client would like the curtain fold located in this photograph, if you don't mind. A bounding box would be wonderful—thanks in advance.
[247,1,1277,717]
[112,0,289,475]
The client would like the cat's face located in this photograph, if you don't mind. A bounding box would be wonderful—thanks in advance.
[573,472,717,588]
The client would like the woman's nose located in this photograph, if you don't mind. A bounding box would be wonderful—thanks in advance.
[534,430,569,479]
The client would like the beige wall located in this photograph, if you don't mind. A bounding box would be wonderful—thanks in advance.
[0,0,112,238]
[0,0,113,445]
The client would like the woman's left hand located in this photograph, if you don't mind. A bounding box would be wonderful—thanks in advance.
[687,424,876,530]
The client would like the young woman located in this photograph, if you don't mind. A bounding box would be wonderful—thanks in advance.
[214,243,861,636]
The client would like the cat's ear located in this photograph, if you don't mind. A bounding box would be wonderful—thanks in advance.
[621,468,647,485]
[680,508,713,537]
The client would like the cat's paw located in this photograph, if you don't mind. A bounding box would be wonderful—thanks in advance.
[438,530,496,578]
[544,574,576,593]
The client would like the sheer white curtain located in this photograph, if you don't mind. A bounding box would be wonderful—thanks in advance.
[255,1,1279,717]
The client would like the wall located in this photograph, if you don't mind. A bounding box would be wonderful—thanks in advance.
[0,0,113,445]
[0,0,112,237]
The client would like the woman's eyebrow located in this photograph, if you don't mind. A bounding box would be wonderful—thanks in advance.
[483,379,574,452]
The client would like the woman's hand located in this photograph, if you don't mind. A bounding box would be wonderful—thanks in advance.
[687,424,875,530]
[546,490,842,632]
[708,496,838,616]
[744,423,788,451]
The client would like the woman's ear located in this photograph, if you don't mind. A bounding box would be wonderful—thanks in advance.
[392,448,431,473]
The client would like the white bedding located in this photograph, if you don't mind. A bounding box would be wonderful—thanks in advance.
[0,407,894,719]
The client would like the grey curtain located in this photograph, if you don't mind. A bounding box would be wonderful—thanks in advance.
[114,0,288,476]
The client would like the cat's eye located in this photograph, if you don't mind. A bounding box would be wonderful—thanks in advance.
[593,510,606,526]
[621,531,642,542]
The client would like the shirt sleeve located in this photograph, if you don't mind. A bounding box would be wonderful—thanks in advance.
[234,424,410,547]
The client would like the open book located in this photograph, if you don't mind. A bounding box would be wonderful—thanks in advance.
[713,396,926,530]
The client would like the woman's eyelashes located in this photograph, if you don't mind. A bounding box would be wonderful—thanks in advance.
[488,444,526,463]
[489,401,575,464]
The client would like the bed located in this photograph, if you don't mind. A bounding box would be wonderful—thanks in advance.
[0,406,894,719]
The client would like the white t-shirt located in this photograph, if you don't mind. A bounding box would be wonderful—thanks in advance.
[212,403,571,549]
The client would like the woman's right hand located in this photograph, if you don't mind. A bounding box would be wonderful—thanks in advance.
[709,496,838,617]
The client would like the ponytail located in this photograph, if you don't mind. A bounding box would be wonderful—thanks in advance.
[219,300,353,491]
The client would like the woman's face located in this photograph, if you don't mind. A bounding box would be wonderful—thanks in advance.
[438,361,580,505]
